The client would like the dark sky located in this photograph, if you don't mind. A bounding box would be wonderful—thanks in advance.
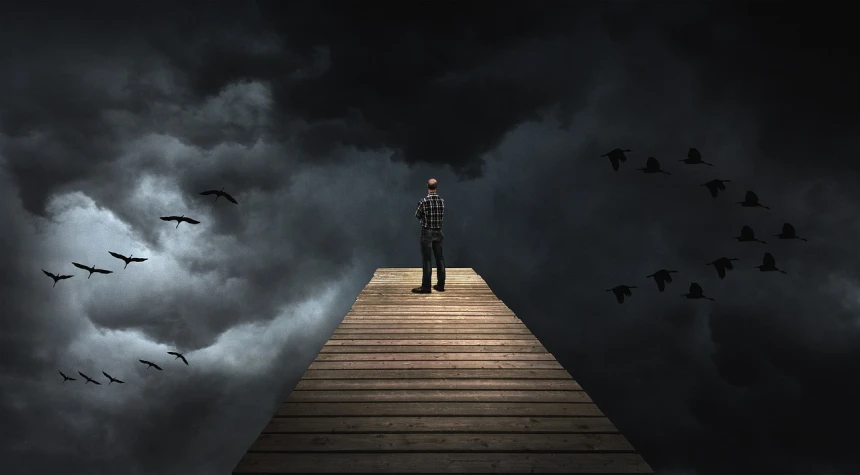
[1,1,859,474]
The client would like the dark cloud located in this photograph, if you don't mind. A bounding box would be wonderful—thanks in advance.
[1,1,859,475]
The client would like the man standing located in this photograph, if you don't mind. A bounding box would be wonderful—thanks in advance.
[413,178,445,293]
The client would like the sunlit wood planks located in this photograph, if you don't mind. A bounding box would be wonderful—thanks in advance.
[233,268,653,474]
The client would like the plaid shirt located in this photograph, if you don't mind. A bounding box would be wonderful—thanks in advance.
[415,192,444,229]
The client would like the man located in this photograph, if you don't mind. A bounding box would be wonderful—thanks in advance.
[413,178,445,293]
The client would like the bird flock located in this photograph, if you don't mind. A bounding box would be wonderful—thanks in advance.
[602,148,807,304]
[46,187,239,385]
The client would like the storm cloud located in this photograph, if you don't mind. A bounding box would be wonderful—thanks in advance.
[1,1,859,474]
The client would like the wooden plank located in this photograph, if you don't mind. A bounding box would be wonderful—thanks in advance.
[324,340,540,346]
[248,433,633,452]
[314,353,558,361]
[333,327,532,334]
[286,390,589,403]
[302,369,573,379]
[235,452,651,474]
[341,318,521,324]
[319,345,548,353]
[262,416,619,433]
[293,379,583,391]
[235,452,652,473]
[329,333,537,340]
[276,402,601,417]
[307,361,563,370]
[337,324,528,329]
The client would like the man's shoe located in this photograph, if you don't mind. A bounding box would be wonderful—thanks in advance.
[433,285,445,292]
[412,287,431,294]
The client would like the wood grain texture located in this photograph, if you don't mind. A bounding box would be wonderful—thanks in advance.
[233,268,653,474]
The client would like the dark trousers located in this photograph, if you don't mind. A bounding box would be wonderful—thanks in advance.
[420,228,445,290]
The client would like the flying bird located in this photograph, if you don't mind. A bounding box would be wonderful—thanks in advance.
[605,285,637,304]
[102,371,125,384]
[71,262,113,279]
[200,187,238,204]
[734,225,766,244]
[108,252,148,269]
[707,257,740,279]
[58,370,76,383]
[636,157,671,175]
[160,215,201,228]
[774,223,807,241]
[601,148,631,172]
[78,371,101,385]
[682,282,715,301]
[167,351,188,365]
[737,191,771,209]
[139,359,162,370]
[42,269,73,288]
[701,179,732,198]
[646,269,678,292]
[755,252,787,274]
[680,148,713,166]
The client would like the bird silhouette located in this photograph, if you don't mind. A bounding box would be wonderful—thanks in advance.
[200,187,238,204]
[774,223,807,241]
[42,269,74,288]
[682,282,715,301]
[734,225,766,244]
[636,157,671,175]
[78,371,101,385]
[755,252,787,274]
[737,191,770,209]
[707,257,740,279]
[680,148,713,166]
[108,252,148,269]
[601,148,631,172]
[605,285,637,304]
[58,370,76,382]
[701,179,732,198]
[71,262,113,279]
[645,269,678,292]
[160,215,201,228]
[167,351,189,365]
[102,371,125,384]
[139,359,162,370]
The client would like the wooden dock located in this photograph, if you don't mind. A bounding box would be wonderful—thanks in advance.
[233,268,653,474]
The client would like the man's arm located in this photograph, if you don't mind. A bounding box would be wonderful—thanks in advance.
[415,200,424,220]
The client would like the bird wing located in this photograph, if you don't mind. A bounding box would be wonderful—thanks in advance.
[59,370,66,378]
[622,287,632,296]
[646,157,658,168]
[656,279,665,292]
[179,355,188,365]
[725,260,734,270]
[153,363,162,370]
[160,216,178,221]
[71,262,90,270]
[108,251,127,260]
[130,258,148,262]
[664,273,673,283]
[183,217,201,224]
[745,191,757,201]
[223,193,238,204]
[741,226,753,237]
[93,269,113,274]
[199,190,218,196]
[614,292,624,304]
[102,371,112,379]
[784,223,795,234]
[139,359,150,365]
[167,351,179,356]
[690,283,702,293]
[688,148,701,160]
[763,253,775,267]
[716,266,726,279]
[42,269,56,278]
[59,275,74,279]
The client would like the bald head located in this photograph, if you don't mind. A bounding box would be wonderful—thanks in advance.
[427,178,438,191]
